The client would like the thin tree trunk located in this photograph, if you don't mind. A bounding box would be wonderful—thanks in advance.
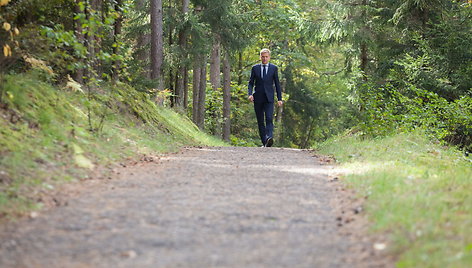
[112,0,123,82]
[73,0,85,84]
[360,0,368,81]
[192,56,201,124]
[209,35,221,91]
[95,0,104,79]
[183,66,189,108]
[197,56,207,129]
[136,0,150,79]
[151,0,164,91]
[175,0,190,108]
[168,0,175,106]
[85,0,97,83]
[222,50,231,141]
[275,76,285,141]
[209,35,221,134]
[275,41,288,142]
[238,51,243,85]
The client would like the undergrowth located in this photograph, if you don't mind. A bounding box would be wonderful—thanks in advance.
[316,131,472,267]
[0,72,225,218]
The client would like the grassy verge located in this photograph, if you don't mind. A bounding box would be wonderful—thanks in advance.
[0,72,225,218]
[316,131,472,267]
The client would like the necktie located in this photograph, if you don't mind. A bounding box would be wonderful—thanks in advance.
[262,65,267,78]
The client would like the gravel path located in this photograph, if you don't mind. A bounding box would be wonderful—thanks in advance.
[0,147,388,268]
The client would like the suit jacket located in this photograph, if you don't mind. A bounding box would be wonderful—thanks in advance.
[248,63,282,103]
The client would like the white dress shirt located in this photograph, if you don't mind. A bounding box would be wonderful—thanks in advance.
[261,64,268,78]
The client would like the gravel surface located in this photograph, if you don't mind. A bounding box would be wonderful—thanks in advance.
[0,147,390,268]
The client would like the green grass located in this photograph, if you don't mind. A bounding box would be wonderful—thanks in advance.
[316,131,472,267]
[0,72,225,218]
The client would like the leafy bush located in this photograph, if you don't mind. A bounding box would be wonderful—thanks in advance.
[359,82,472,151]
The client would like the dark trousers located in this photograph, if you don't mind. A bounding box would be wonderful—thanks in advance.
[254,101,274,145]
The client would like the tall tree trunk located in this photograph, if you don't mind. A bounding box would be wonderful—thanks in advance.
[222,50,231,141]
[112,0,123,82]
[197,56,207,129]
[359,0,368,81]
[136,0,150,79]
[85,0,98,84]
[168,0,175,106]
[275,76,286,141]
[95,0,104,79]
[209,35,220,134]
[237,51,243,85]
[275,40,288,142]
[151,0,164,92]
[182,0,190,110]
[183,66,189,108]
[192,56,201,124]
[209,35,221,91]
[73,0,85,84]
[175,0,190,108]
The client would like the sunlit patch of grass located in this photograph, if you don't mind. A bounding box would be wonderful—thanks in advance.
[316,131,472,268]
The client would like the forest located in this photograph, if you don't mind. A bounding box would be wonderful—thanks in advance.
[1,1,472,266]
[1,0,469,150]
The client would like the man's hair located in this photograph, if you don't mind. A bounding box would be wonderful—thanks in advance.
[260,48,271,55]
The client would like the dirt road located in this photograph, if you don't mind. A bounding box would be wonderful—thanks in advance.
[0,147,389,267]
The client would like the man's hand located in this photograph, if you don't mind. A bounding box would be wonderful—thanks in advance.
[248,95,254,102]
[277,100,283,107]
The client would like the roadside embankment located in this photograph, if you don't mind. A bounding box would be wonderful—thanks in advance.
[0,72,225,218]
[316,131,472,267]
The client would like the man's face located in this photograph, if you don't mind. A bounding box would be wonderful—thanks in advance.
[260,52,270,65]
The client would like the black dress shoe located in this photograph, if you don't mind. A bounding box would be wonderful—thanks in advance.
[265,137,273,147]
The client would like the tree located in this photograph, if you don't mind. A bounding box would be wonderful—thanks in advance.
[210,34,221,92]
[192,54,202,124]
[197,54,207,129]
[112,0,123,82]
[151,0,164,91]
[222,49,231,141]
[175,0,190,108]
[73,0,85,84]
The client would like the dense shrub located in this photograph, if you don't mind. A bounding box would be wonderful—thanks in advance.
[359,82,471,151]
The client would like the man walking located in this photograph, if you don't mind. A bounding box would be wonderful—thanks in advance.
[248,48,283,147]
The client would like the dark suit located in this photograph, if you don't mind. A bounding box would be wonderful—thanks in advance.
[248,63,282,145]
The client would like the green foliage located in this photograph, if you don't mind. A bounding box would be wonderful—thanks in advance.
[311,0,472,150]
[37,25,87,76]
[355,21,472,150]
[316,131,472,267]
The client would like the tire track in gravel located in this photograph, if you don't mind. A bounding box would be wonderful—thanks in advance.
[0,147,391,268]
